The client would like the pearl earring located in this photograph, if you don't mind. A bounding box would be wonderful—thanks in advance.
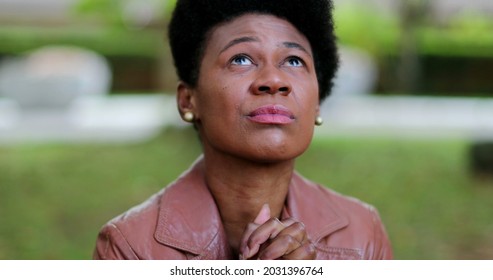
[183,112,194,122]
[315,116,323,126]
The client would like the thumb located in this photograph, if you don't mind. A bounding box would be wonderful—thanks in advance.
[239,204,271,260]
[254,203,271,225]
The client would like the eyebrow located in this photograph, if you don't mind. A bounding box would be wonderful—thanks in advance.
[282,42,311,57]
[220,36,259,54]
[219,36,311,57]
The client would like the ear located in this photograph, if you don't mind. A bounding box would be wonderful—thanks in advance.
[176,82,198,118]
[315,103,320,117]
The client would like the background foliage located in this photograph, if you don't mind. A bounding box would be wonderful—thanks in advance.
[1,128,492,259]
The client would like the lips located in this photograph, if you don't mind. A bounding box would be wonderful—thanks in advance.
[247,105,295,125]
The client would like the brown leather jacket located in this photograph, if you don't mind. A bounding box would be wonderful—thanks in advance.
[94,157,393,260]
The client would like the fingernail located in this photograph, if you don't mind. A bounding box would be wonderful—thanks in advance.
[243,247,250,259]
[239,254,244,260]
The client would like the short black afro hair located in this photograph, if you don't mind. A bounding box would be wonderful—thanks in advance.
[168,0,339,102]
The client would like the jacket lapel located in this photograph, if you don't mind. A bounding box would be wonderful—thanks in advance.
[284,172,349,243]
[154,157,227,257]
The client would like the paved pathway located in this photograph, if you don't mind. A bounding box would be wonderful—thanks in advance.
[318,96,493,141]
[1,95,492,144]
[0,94,179,144]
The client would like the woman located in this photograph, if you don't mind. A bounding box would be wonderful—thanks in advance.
[94,0,393,260]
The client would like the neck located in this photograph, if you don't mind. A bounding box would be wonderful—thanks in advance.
[202,152,295,255]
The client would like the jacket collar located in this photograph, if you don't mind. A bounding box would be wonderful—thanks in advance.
[154,156,349,256]
[284,172,349,242]
[154,156,225,256]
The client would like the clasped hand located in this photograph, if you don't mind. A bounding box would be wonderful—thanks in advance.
[239,204,316,260]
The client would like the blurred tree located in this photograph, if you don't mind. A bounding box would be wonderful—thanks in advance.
[73,0,178,92]
[74,0,176,29]
[397,0,429,93]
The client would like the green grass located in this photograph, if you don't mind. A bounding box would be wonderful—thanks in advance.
[299,137,493,259]
[1,128,492,259]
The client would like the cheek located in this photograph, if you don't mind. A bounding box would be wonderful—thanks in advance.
[195,82,223,115]
[195,83,243,129]
[298,82,319,115]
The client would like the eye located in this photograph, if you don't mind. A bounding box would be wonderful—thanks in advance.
[231,54,253,66]
[285,57,304,67]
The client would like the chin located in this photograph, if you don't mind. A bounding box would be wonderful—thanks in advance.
[246,143,309,164]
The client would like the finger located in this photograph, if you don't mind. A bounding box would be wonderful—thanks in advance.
[254,204,271,224]
[256,222,308,260]
[281,241,317,260]
[243,217,285,259]
[257,234,301,260]
[244,219,303,259]
[239,222,258,260]
[280,217,296,227]
[239,204,271,259]
[278,220,306,244]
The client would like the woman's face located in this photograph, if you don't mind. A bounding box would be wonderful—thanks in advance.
[186,14,319,163]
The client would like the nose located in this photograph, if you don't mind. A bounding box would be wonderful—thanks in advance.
[251,65,292,96]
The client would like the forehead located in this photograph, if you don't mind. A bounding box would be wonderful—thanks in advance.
[204,13,312,55]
